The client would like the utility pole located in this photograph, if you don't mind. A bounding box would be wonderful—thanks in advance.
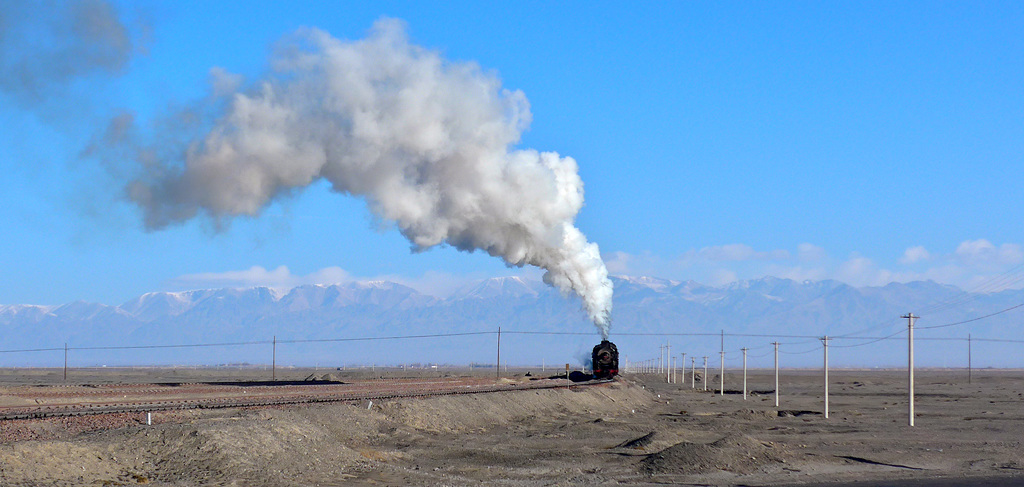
[496,327,501,379]
[903,313,917,426]
[272,336,276,382]
[719,350,725,396]
[63,343,68,382]
[741,347,748,400]
[719,330,725,395]
[666,343,672,383]
[822,336,830,419]
[770,341,778,407]
[658,345,664,374]
[702,356,708,391]
[691,356,696,388]
[968,333,972,384]
[680,353,686,387]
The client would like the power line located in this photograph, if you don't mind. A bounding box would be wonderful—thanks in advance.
[830,329,906,349]
[278,331,493,344]
[73,340,271,351]
[0,346,64,354]
[917,304,1019,331]
[916,263,1024,316]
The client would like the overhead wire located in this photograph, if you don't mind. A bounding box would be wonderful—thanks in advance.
[916,262,1024,316]
[913,304,1024,331]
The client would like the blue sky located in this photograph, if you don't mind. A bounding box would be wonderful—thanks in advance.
[2,1,1023,305]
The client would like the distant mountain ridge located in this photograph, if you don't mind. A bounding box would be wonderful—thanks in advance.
[2,276,1021,367]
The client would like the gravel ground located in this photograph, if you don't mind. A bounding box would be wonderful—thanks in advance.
[0,368,1022,486]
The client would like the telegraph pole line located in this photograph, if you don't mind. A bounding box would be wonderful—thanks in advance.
[770,341,778,407]
[719,350,725,396]
[822,336,831,419]
[968,333,972,384]
[666,343,672,383]
[658,345,665,374]
[903,313,917,426]
[741,347,748,400]
[702,356,708,391]
[719,330,725,396]
[691,357,696,389]
[680,353,686,387]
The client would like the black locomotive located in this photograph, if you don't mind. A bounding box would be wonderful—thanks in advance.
[591,340,619,379]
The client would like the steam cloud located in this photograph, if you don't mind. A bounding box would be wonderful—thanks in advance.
[125,19,613,336]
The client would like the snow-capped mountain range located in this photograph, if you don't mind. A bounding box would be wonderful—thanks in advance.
[2,276,1021,367]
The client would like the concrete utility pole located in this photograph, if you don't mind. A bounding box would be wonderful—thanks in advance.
[741,347,748,400]
[719,350,725,396]
[691,357,696,388]
[903,313,917,426]
[822,336,831,419]
[702,356,708,391]
[272,336,277,382]
[773,342,780,407]
[680,353,686,387]
[968,333,972,384]
[666,343,672,383]
[658,345,664,374]
[496,327,502,379]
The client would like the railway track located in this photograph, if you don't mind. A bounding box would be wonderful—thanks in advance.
[0,376,608,420]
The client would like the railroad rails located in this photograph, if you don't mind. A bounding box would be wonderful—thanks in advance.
[0,376,606,421]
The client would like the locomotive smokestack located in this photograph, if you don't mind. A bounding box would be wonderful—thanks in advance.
[117,19,614,336]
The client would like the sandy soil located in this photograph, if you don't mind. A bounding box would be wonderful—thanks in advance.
[1,368,1023,486]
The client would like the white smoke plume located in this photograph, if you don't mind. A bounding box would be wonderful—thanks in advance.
[125,19,613,336]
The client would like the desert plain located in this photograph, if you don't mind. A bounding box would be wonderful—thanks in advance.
[1,366,1023,486]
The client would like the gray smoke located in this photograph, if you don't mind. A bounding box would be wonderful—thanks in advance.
[125,19,613,336]
[0,0,138,106]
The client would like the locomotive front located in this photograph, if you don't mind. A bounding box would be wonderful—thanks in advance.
[591,340,619,379]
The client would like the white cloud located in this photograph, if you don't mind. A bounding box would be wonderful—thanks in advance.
[170,265,351,289]
[168,265,540,298]
[796,243,826,262]
[604,239,1024,292]
[835,255,893,287]
[900,246,931,264]
[767,264,829,283]
[708,269,738,286]
[955,239,1024,266]
[697,244,790,262]
[170,239,1024,297]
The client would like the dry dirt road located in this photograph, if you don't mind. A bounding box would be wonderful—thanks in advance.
[1,368,1023,486]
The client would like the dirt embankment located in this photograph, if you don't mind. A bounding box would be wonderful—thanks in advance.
[4,371,1024,486]
[0,381,652,486]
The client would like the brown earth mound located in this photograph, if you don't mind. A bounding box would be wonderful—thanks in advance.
[640,433,790,476]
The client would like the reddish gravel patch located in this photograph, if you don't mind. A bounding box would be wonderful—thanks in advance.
[0,410,190,443]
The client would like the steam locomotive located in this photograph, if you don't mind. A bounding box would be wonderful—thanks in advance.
[591,340,619,379]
